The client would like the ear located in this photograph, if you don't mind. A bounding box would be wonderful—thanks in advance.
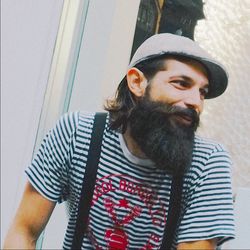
[126,67,148,97]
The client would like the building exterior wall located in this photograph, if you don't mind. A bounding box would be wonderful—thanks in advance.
[1,0,63,244]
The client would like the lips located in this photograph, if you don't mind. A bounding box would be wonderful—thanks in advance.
[174,114,194,126]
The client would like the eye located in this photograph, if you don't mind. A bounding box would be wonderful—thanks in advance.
[171,80,191,89]
[200,87,209,98]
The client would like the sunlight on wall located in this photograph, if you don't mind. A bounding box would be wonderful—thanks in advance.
[195,0,250,190]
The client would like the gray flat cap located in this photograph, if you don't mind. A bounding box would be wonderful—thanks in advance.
[128,33,228,99]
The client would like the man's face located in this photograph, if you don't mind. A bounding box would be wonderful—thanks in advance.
[128,58,209,175]
[147,58,209,117]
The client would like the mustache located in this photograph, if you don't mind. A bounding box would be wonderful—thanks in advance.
[168,106,200,129]
[135,99,200,130]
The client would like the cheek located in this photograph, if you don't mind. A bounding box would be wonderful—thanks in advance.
[148,85,183,104]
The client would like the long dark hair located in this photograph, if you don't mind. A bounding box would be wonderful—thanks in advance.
[104,55,169,133]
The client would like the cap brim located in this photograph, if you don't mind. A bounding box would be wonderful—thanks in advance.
[200,59,228,99]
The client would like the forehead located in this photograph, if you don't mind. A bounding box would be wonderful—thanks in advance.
[158,57,209,85]
[162,57,209,81]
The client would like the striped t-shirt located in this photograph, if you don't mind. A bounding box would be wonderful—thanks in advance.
[26,111,235,249]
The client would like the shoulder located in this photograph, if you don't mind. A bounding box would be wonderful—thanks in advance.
[59,111,95,127]
[57,111,97,134]
[77,111,109,127]
[187,135,232,183]
[194,135,229,154]
[193,135,231,166]
[63,111,111,142]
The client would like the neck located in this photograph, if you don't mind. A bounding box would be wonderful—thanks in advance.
[123,127,148,159]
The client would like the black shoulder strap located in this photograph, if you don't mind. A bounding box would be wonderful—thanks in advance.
[71,112,107,249]
[160,174,183,250]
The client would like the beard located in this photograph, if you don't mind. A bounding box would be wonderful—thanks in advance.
[128,97,200,175]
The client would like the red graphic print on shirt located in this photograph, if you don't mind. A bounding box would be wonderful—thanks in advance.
[105,227,128,250]
[103,197,142,249]
[87,174,166,249]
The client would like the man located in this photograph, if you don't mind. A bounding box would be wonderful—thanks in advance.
[4,33,235,249]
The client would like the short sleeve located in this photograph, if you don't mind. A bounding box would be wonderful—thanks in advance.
[25,112,79,203]
[177,144,235,246]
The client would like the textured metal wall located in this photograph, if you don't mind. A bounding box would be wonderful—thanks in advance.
[195,0,250,191]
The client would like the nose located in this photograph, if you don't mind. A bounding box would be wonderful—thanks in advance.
[184,88,203,114]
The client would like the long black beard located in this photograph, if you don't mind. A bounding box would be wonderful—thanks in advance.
[128,98,200,175]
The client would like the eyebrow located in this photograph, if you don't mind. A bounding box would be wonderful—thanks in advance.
[170,75,209,89]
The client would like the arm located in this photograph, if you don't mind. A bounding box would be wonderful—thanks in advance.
[3,182,56,249]
[177,239,216,250]
[4,113,79,249]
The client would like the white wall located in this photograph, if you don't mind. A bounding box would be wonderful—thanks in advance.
[69,0,140,112]
[1,0,63,244]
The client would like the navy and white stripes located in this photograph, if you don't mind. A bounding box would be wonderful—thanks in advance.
[25,111,235,249]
